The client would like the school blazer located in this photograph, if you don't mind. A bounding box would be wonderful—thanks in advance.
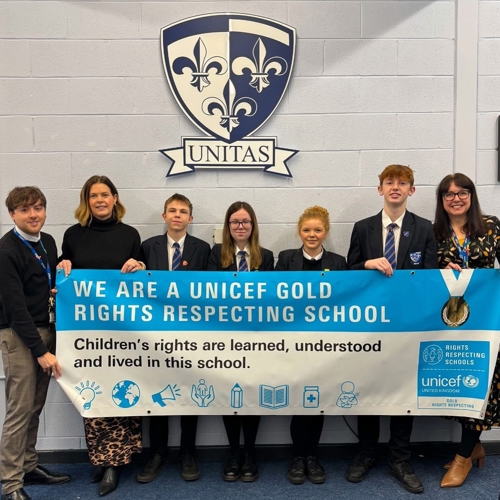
[347,210,438,271]
[207,244,274,271]
[141,233,210,271]
[275,248,347,271]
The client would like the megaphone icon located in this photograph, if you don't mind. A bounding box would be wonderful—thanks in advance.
[151,384,181,407]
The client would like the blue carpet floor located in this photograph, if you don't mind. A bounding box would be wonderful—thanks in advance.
[26,456,500,500]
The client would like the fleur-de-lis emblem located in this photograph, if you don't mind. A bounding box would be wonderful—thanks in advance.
[172,38,227,92]
[202,80,257,132]
[232,38,288,93]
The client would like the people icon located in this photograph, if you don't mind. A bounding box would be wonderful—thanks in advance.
[191,379,215,408]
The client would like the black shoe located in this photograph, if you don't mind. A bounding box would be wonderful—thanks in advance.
[240,453,258,482]
[181,454,200,481]
[24,465,71,485]
[346,453,376,483]
[223,454,240,482]
[388,460,424,494]
[288,456,306,484]
[98,466,121,497]
[136,454,165,483]
[1,488,31,500]
[306,456,326,484]
[91,466,106,483]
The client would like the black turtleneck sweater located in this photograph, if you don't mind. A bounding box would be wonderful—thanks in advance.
[0,230,58,358]
[61,217,142,270]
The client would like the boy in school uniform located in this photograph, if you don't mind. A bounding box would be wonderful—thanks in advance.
[346,165,438,494]
[137,194,210,484]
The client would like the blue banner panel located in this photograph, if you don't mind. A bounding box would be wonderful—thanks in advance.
[55,269,500,417]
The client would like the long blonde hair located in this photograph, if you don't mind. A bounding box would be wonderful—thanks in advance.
[221,201,263,269]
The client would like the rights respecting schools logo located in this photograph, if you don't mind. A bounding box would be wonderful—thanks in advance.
[159,13,298,177]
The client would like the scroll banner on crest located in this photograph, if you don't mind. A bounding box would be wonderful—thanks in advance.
[55,269,500,419]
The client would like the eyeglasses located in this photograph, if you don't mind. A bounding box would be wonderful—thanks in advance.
[442,190,470,201]
[229,220,253,229]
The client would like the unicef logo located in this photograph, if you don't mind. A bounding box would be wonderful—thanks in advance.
[463,374,480,389]
[422,345,443,365]
[112,380,140,408]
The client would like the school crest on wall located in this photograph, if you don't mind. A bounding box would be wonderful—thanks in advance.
[160,13,297,177]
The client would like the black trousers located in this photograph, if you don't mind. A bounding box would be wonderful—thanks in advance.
[223,415,260,455]
[290,415,324,457]
[149,415,198,457]
[357,415,414,463]
[458,426,481,458]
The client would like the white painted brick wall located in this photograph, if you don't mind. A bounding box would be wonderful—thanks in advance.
[478,39,500,75]
[397,40,455,75]
[478,0,500,274]
[34,116,108,152]
[324,40,398,76]
[31,40,162,77]
[2,0,499,451]
[67,3,141,39]
[0,117,33,153]
[288,2,361,39]
[0,40,30,77]
[0,2,67,39]
[362,2,435,39]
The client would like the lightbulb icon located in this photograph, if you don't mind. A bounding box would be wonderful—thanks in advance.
[75,380,102,410]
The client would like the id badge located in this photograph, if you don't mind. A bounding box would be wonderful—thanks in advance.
[48,293,55,324]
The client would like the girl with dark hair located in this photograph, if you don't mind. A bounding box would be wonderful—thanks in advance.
[208,201,274,482]
[433,173,500,488]
[58,175,145,496]
[276,206,346,485]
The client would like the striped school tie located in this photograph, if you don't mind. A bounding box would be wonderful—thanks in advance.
[238,250,248,272]
[172,242,181,271]
[384,223,397,270]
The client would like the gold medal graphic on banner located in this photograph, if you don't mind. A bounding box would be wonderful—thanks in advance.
[439,269,473,328]
[441,296,469,327]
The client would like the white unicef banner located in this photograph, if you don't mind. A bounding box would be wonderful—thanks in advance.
[55,269,500,418]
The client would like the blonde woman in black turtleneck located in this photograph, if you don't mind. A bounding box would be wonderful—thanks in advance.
[275,206,346,486]
[58,176,144,497]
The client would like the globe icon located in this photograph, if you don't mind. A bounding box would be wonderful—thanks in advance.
[463,375,480,389]
[112,380,140,408]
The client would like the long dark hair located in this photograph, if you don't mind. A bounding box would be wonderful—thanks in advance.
[434,173,486,241]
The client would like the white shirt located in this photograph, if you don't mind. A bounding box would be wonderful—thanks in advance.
[381,210,406,260]
[15,226,40,243]
[302,247,324,261]
[234,245,250,270]
[167,234,186,270]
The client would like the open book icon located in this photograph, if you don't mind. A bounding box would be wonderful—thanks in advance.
[259,384,289,409]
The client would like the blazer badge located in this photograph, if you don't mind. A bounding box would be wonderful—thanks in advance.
[410,252,422,264]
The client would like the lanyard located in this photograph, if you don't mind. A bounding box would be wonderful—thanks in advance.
[13,228,52,289]
[450,228,470,269]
